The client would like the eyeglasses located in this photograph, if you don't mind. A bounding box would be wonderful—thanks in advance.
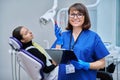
[69,13,84,18]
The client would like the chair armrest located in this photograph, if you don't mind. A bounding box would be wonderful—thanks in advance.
[97,71,113,80]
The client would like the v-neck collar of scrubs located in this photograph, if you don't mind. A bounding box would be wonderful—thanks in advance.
[69,30,83,50]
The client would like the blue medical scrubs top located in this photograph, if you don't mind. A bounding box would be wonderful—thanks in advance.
[52,30,110,80]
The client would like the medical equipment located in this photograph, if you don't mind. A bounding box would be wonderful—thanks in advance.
[40,9,56,25]
[9,37,45,80]
[9,37,59,80]
[39,0,57,26]
[103,42,120,80]
[39,0,58,49]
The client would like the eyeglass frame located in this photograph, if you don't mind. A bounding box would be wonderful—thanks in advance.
[69,13,84,18]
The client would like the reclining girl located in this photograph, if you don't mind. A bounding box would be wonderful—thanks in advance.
[12,26,58,80]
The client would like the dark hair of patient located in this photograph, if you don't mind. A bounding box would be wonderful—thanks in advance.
[12,26,23,41]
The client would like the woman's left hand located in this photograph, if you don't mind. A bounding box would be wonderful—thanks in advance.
[71,60,90,70]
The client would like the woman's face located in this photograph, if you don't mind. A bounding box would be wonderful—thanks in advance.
[69,9,85,29]
[20,27,33,43]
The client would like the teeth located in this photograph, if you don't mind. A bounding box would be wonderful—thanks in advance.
[73,21,80,23]
[73,20,80,22]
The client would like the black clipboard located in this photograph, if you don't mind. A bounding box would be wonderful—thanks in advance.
[45,49,78,64]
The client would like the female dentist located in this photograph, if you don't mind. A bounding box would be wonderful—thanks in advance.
[53,3,110,80]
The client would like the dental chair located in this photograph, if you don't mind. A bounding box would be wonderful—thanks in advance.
[9,37,44,80]
[97,71,113,80]
[9,37,58,80]
[96,62,115,80]
[9,37,45,80]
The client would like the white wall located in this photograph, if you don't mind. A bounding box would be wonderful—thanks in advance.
[97,0,116,45]
[0,0,116,80]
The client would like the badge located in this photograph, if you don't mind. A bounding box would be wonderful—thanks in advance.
[66,64,75,74]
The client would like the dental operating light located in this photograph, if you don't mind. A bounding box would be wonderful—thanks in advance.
[40,10,56,25]
[39,0,57,25]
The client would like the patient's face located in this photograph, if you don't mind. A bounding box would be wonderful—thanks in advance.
[20,27,34,43]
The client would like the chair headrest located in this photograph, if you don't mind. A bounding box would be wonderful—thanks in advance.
[9,37,23,50]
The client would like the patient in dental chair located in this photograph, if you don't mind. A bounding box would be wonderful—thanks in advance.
[12,26,58,80]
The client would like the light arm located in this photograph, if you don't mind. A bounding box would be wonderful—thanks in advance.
[90,58,105,70]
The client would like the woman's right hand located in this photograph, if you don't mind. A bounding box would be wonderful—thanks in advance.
[54,23,63,45]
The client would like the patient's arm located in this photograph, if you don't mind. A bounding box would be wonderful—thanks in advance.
[43,60,57,73]
[49,59,57,66]
[28,48,57,73]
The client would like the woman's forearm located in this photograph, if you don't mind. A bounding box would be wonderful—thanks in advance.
[90,58,105,70]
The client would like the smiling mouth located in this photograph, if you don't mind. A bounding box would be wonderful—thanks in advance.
[72,20,81,24]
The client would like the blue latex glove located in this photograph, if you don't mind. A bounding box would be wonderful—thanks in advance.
[71,60,90,70]
[54,23,63,45]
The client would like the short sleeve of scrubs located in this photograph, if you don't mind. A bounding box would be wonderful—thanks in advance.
[93,34,110,60]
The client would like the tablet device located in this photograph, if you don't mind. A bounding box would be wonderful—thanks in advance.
[45,49,78,64]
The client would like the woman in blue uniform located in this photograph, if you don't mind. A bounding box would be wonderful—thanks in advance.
[53,3,110,80]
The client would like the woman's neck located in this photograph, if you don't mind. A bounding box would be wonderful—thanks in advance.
[73,27,82,35]
[72,27,82,41]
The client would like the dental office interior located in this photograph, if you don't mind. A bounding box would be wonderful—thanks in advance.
[0,0,120,80]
